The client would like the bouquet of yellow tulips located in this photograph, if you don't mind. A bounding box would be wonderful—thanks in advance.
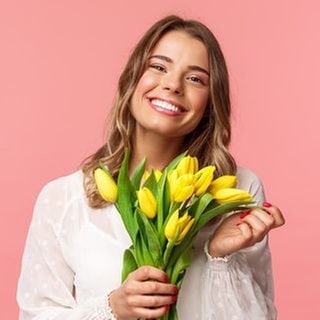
[94,151,254,320]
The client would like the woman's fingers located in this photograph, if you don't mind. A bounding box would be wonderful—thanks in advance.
[238,203,285,243]
[126,266,177,295]
[128,292,177,308]
[209,202,285,257]
[124,277,177,298]
[128,265,169,282]
[134,305,170,320]
[262,202,285,228]
[109,266,177,319]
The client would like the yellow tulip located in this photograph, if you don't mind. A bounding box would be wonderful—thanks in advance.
[164,210,195,244]
[154,170,162,182]
[143,170,151,181]
[194,166,215,196]
[169,172,195,202]
[143,169,162,182]
[208,175,237,196]
[137,187,157,219]
[214,188,252,204]
[176,155,199,176]
[94,168,118,203]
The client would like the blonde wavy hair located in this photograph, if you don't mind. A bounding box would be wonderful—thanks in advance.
[82,15,236,208]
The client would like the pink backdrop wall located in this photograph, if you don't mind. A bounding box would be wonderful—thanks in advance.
[1,0,319,318]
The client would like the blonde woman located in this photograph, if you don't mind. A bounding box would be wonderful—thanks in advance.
[17,15,285,320]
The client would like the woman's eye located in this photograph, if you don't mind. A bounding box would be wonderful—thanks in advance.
[150,64,166,72]
[187,76,205,85]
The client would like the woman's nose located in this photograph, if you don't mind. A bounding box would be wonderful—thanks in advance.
[161,73,183,95]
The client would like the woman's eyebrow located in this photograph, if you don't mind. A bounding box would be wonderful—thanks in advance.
[149,54,172,63]
[149,55,209,76]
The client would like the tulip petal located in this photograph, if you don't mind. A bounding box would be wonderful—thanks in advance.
[94,168,118,203]
[164,210,179,241]
[137,187,157,219]
[208,175,237,195]
[214,188,252,204]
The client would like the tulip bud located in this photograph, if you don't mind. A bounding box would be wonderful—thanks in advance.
[164,210,195,244]
[176,156,199,176]
[208,175,237,196]
[154,170,162,182]
[94,168,118,203]
[137,187,157,219]
[194,166,215,196]
[143,169,162,182]
[214,188,252,204]
[169,172,195,202]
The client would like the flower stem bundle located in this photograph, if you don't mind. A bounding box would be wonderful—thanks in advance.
[94,151,255,319]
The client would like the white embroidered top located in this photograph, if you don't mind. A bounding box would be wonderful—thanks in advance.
[17,167,277,320]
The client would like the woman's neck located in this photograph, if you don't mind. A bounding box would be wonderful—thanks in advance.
[130,132,184,175]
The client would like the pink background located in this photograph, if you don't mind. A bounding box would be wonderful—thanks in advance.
[1,0,319,318]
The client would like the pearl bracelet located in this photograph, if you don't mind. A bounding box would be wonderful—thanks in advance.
[106,293,117,320]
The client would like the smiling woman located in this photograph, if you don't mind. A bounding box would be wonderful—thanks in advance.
[130,31,210,141]
[17,15,285,320]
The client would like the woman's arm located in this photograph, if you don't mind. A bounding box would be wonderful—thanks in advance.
[17,180,115,320]
[200,168,284,320]
[17,177,177,320]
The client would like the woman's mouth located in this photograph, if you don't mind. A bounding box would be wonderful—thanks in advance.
[149,98,185,114]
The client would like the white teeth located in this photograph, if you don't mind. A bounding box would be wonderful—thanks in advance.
[151,99,181,112]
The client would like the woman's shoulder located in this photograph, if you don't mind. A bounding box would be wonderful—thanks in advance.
[236,166,262,185]
[31,170,86,227]
[236,166,265,204]
[36,170,84,203]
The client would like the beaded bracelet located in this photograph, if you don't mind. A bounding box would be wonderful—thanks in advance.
[106,293,117,320]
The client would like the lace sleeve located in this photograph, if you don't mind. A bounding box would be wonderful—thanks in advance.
[200,168,277,320]
[17,178,116,320]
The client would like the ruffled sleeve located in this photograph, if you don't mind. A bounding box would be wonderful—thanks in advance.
[200,167,277,320]
[17,173,116,320]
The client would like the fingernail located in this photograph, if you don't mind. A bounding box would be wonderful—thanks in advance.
[163,274,170,283]
[165,305,170,311]
[263,202,272,208]
[172,295,177,302]
[240,210,251,219]
[173,286,179,294]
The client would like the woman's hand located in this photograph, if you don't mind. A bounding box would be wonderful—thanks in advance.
[208,202,285,258]
[109,266,178,320]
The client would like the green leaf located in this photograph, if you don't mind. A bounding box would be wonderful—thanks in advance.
[188,192,215,220]
[155,170,170,234]
[134,216,155,266]
[143,170,158,195]
[116,150,138,244]
[166,151,188,171]
[136,208,163,268]
[131,157,146,191]
[170,250,192,284]
[165,233,195,270]
[121,247,138,282]
[194,201,256,232]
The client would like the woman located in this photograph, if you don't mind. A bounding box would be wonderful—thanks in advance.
[17,15,285,319]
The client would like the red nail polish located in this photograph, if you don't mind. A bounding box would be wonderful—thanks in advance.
[163,274,169,283]
[165,305,170,311]
[172,295,177,302]
[263,202,272,208]
[173,286,179,294]
[240,210,251,219]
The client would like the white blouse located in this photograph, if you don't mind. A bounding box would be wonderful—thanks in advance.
[17,167,277,320]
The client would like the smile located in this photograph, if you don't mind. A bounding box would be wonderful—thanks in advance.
[149,98,184,113]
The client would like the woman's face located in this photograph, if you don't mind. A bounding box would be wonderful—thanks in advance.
[130,30,210,140]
